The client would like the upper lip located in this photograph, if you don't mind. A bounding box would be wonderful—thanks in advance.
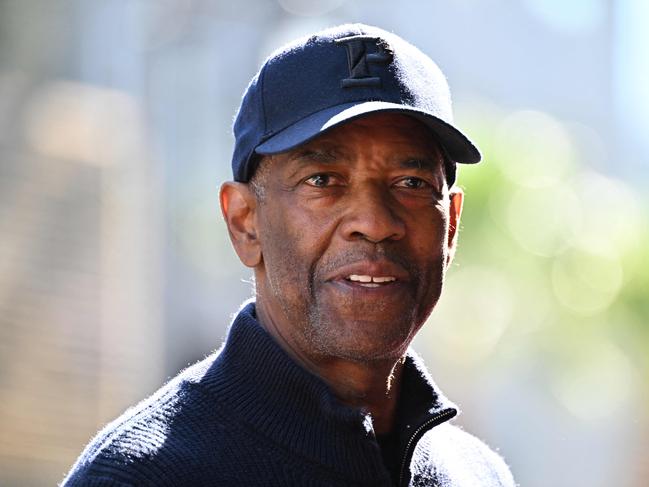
[326,260,410,283]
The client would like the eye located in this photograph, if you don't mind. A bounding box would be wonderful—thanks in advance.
[394,176,430,189]
[304,173,339,187]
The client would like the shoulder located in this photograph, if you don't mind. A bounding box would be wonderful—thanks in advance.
[413,422,516,487]
[62,355,225,486]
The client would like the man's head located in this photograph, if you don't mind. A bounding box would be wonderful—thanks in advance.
[221,24,479,365]
[230,23,480,186]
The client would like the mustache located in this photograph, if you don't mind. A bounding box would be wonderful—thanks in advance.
[312,244,418,281]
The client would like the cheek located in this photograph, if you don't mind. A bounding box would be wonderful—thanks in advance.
[258,205,325,299]
[410,207,449,256]
[260,212,298,270]
[408,209,450,304]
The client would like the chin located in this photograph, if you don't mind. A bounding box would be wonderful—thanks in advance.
[306,313,416,362]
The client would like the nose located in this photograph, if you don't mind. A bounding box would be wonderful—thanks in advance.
[339,183,406,243]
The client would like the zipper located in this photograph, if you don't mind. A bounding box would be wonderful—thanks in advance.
[397,408,456,487]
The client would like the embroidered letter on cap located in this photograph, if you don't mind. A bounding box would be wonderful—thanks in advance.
[335,35,393,88]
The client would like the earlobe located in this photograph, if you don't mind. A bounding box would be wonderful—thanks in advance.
[446,188,464,267]
[220,182,262,267]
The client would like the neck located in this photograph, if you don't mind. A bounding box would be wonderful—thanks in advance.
[313,357,405,434]
[255,298,405,435]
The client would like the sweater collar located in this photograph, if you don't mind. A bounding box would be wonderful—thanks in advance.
[199,302,457,483]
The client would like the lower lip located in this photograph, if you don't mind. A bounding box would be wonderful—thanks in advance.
[328,279,406,296]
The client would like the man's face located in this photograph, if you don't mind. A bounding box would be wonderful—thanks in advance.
[252,113,461,363]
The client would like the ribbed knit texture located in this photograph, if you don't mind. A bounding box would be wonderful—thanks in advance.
[61,302,515,487]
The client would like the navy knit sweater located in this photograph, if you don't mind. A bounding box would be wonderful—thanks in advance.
[62,303,514,486]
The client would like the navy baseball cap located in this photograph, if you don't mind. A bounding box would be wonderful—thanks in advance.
[231,23,481,185]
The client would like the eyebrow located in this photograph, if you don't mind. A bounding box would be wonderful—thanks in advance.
[284,147,444,179]
[287,148,341,165]
[400,156,444,174]
[284,148,344,179]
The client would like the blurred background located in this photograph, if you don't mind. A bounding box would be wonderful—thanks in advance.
[0,0,647,485]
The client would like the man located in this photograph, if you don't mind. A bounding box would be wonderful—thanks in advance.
[63,24,515,486]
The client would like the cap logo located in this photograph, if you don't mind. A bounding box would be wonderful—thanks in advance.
[335,35,393,88]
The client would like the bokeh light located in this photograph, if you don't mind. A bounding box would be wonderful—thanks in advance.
[552,248,623,315]
[506,184,582,256]
[423,266,513,364]
[23,81,145,166]
[551,340,634,420]
[494,110,576,189]
[571,171,643,257]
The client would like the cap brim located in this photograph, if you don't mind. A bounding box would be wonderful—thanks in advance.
[255,101,481,164]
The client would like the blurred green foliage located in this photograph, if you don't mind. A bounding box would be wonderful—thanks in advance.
[439,107,648,420]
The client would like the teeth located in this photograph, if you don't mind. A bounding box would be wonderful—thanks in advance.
[349,274,372,283]
[372,276,396,283]
[348,274,396,284]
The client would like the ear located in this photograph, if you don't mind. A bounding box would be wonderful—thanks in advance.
[220,182,262,267]
[446,188,464,268]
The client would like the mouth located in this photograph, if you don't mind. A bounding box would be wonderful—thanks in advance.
[345,274,398,288]
[324,259,409,293]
